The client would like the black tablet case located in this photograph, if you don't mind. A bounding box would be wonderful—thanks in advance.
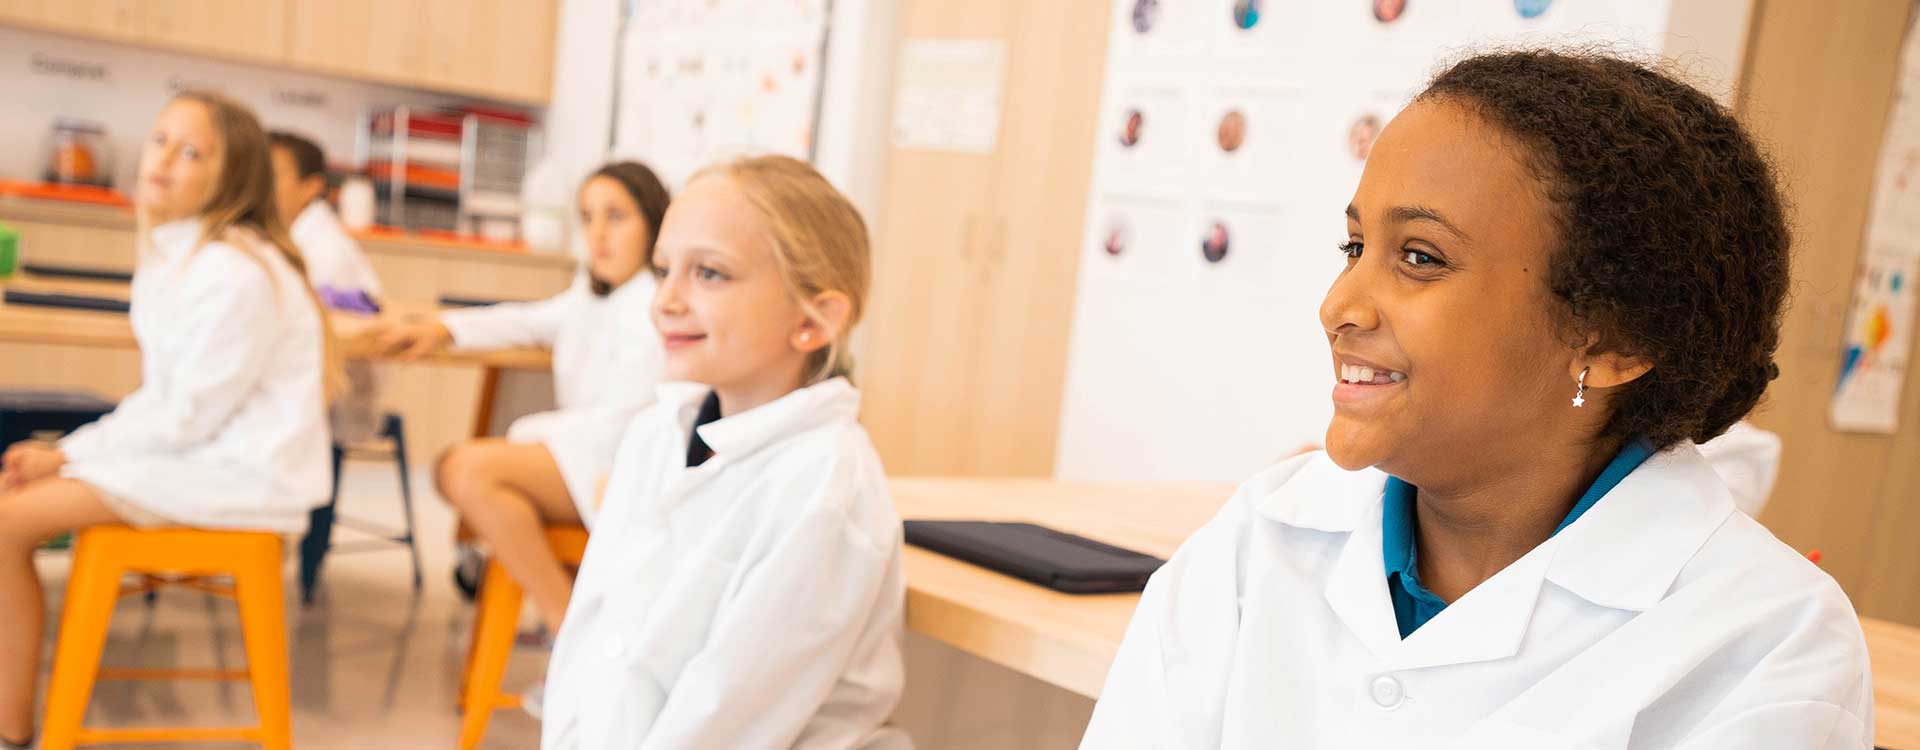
[903,520,1165,594]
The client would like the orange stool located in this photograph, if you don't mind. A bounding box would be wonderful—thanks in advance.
[457,525,588,750]
[40,525,292,750]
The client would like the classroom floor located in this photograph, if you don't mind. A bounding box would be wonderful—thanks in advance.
[29,461,546,750]
[27,461,1095,750]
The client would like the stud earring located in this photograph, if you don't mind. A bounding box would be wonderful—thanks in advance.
[1572,366,1589,408]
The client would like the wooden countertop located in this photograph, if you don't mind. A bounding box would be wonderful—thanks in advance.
[893,478,1235,698]
[892,478,1920,748]
[0,274,552,370]
[0,193,576,270]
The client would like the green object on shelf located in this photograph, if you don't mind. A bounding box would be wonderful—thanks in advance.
[40,531,73,551]
[0,221,18,277]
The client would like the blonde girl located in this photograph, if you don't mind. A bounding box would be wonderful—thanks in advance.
[0,91,336,748]
[540,156,909,749]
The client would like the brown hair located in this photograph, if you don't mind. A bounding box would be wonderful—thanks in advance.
[149,91,347,398]
[1418,49,1788,449]
[691,155,870,384]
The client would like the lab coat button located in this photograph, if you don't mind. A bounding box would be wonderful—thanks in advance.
[1369,675,1404,709]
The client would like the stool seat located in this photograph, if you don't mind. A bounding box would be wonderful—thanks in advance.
[457,525,588,749]
[41,525,292,750]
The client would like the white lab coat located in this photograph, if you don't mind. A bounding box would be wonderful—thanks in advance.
[541,378,910,750]
[59,219,332,533]
[1083,445,1872,749]
[289,200,382,296]
[440,274,663,521]
[1699,421,1783,517]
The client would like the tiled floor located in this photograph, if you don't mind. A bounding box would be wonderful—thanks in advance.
[26,462,1093,749]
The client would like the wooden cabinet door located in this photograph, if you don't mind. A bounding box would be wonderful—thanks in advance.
[135,0,288,65]
[859,0,1112,476]
[287,0,554,104]
[0,0,139,41]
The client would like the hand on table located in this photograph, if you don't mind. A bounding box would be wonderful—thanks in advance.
[369,319,454,362]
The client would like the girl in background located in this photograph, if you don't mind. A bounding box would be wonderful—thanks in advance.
[373,162,670,633]
[0,91,337,749]
[541,156,909,749]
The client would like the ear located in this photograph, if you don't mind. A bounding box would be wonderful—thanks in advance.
[1573,347,1653,389]
[791,290,852,354]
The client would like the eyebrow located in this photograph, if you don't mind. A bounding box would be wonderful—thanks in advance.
[1345,203,1472,242]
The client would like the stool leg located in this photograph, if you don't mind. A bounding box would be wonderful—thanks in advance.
[299,444,346,605]
[234,541,292,750]
[40,539,122,750]
[458,562,522,750]
[387,416,423,592]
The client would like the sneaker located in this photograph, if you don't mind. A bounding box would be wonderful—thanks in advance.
[453,544,486,601]
[520,681,545,720]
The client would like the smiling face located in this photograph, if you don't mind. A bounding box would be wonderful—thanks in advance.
[1320,97,1579,480]
[649,174,813,397]
[137,99,223,224]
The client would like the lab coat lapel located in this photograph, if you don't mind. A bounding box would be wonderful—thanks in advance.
[1391,541,1550,670]
[1322,498,1408,660]
[1256,456,1406,659]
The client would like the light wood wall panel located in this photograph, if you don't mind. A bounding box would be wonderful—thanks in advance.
[860,0,1112,476]
[1739,0,1920,624]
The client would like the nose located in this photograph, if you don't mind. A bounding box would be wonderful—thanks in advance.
[583,215,608,247]
[1320,255,1381,336]
[652,267,687,318]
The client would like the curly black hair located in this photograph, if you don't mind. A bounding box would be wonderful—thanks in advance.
[1418,49,1789,450]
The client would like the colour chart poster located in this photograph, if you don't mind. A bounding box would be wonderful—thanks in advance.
[612,0,830,189]
[1831,11,1920,434]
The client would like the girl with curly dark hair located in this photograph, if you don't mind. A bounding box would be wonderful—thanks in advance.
[1083,49,1871,749]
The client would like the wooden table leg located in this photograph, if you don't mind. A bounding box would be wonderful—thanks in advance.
[455,366,504,545]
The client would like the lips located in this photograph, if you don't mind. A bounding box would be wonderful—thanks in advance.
[660,332,706,350]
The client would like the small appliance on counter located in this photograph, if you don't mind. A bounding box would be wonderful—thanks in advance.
[43,119,113,188]
[361,105,539,240]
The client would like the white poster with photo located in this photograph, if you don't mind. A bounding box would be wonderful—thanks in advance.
[1056,0,1683,481]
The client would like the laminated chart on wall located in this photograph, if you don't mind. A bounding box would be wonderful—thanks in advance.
[613,0,830,189]
[1054,0,1678,481]
[1832,11,1920,433]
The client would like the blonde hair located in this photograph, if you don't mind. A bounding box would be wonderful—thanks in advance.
[140,91,347,399]
[692,155,870,384]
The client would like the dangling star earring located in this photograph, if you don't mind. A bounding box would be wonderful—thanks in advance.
[1572,366,1589,408]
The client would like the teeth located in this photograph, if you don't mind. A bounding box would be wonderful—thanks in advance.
[1339,363,1405,384]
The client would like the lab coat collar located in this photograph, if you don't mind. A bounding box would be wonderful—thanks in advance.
[1251,446,1735,668]
[291,200,335,237]
[147,218,202,255]
[1542,443,1736,612]
[658,377,861,464]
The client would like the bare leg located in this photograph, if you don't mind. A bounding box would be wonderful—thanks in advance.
[435,440,580,632]
[0,478,122,743]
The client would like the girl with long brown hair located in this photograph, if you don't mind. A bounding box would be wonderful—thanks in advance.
[0,91,336,748]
